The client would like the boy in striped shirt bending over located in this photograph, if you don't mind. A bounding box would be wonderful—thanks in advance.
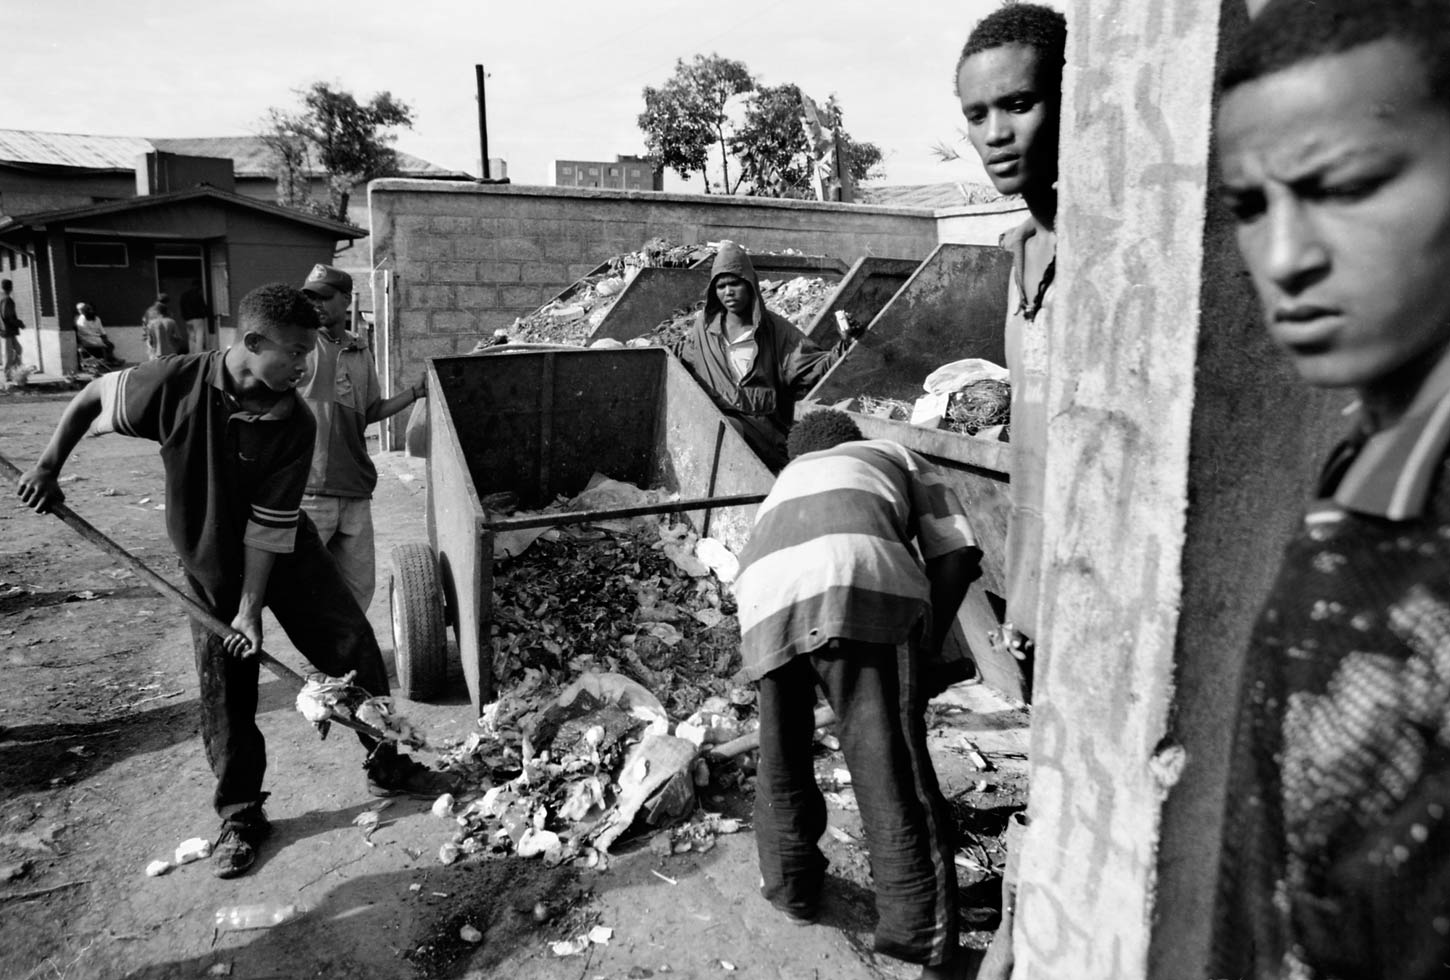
[734,409,983,979]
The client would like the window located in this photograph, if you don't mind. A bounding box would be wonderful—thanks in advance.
[73,241,129,267]
[589,167,599,175]
[561,166,573,174]
[609,167,618,176]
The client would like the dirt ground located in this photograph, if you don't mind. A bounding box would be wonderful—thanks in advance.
[0,384,1029,980]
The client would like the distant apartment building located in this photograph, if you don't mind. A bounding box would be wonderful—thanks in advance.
[554,155,661,191]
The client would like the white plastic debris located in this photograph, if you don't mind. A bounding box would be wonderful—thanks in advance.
[551,936,589,956]
[588,925,613,944]
[174,838,212,865]
[145,859,172,877]
[438,842,461,865]
[431,794,455,819]
[459,924,483,943]
[694,538,739,584]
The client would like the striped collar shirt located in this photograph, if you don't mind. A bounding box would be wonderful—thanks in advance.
[1327,362,1450,521]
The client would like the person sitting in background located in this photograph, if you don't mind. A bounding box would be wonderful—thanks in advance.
[1212,1,1450,977]
[669,242,860,472]
[74,302,122,368]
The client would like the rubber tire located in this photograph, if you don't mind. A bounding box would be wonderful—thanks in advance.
[389,543,446,701]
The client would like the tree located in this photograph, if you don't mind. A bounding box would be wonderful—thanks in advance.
[731,86,885,199]
[262,83,415,221]
[638,54,754,193]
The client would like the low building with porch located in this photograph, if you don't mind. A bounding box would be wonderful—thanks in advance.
[0,186,362,374]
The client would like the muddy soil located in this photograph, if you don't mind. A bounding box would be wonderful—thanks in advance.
[0,384,1027,980]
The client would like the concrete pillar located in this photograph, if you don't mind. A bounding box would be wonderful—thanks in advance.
[1010,2,1344,978]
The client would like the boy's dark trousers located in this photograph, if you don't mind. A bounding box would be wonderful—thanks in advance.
[754,633,960,966]
[187,514,391,821]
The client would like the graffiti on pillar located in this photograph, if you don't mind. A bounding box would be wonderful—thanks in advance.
[1015,0,1218,976]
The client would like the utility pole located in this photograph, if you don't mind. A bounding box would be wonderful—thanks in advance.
[476,64,490,180]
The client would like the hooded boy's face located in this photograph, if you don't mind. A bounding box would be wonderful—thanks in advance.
[714,274,753,317]
[1219,39,1450,402]
[957,43,1058,198]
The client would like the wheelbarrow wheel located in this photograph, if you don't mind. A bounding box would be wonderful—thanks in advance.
[389,543,446,701]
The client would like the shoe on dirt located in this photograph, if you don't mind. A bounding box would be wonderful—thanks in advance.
[365,751,458,800]
[213,811,272,880]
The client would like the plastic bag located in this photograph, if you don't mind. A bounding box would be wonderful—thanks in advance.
[922,358,1009,396]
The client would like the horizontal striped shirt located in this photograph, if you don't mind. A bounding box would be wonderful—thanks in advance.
[735,439,976,681]
[94,352,314,603]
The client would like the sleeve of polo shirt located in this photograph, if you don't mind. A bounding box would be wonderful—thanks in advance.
[91,359,185,442]
[243,404,316,555]
[902,447,976,559]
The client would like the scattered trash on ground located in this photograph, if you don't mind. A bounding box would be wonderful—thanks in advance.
[295,672,427,748]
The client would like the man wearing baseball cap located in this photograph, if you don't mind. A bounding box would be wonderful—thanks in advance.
[297,263,425,614]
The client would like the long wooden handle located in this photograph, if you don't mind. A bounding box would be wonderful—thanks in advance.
[707,704,837,761]
[0,451,387,742]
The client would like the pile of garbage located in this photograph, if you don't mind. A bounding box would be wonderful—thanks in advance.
[430,478,760,867]
[508,238,717,346]
[836,359,1012,440]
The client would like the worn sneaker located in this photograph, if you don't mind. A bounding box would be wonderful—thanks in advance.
[365,751,458,800]
[213,811,272,879]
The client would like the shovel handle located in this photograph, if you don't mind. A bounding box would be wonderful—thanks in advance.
[0,451,387,742]
[707,704,837,761]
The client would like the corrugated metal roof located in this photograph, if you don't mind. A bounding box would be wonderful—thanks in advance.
[0,130,155,170]
[856,182,1006,209]
[0,129,471,179]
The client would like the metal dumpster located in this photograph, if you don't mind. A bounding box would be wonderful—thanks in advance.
[390,347,775,715]
[805,242,1026,701]
[801,256,922,348]
[587,254,849,345]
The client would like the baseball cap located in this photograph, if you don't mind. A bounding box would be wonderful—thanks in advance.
[302,264,352,297]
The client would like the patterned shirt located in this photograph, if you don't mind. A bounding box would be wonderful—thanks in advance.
[1214,384,1450,980]
[734,439,976,681]
[94,352,314,603]
[299,329,381,498]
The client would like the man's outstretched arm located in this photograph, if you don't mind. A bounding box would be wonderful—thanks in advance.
[16,380,104,514]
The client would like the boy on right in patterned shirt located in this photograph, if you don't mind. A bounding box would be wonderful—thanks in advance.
[1213,1,1450,977]
[733,409,983,979]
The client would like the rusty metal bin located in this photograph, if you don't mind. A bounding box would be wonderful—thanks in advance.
[394,347,774,714]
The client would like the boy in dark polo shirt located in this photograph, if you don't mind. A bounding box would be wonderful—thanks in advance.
[16,284,452,879]
[1213,1,1450,976]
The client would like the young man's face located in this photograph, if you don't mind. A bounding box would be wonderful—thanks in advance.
[305,284,350,331]
[714,274,753,318]
[957,43,1058,197]
[1219,39,1450,399]
[244,321,316,392]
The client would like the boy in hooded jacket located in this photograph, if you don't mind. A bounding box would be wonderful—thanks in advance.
[670,242,858,472]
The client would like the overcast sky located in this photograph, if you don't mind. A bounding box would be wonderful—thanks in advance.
[5,0,1026,191]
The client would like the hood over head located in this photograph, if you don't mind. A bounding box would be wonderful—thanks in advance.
[704,242,767,325]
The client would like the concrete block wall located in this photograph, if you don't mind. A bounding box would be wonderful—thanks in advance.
[368,179,951,443]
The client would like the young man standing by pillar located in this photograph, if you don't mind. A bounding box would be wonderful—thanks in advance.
[298,264,425,613]
[953,5,1066,977]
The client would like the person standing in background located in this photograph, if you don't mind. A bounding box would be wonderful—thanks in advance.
[298,263,424,613]
[181,279,211,353]
[1,279,25,383]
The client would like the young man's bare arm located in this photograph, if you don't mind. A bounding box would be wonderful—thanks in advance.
[366,376,426,424]
[224,545,277,659]
[924,545,984,658]
[16,380,104,514]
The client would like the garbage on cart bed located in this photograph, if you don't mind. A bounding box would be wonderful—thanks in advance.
[508,237,717,346]
[834,357,1012,440]
[430,477,760,865]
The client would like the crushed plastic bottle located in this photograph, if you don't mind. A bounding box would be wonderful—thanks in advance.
[213,903,305,931]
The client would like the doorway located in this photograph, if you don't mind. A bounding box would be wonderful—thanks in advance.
[155,246,210,352]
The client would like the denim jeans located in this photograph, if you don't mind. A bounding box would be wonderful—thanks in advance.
[187,514,389,819]
[754,632,959,966]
